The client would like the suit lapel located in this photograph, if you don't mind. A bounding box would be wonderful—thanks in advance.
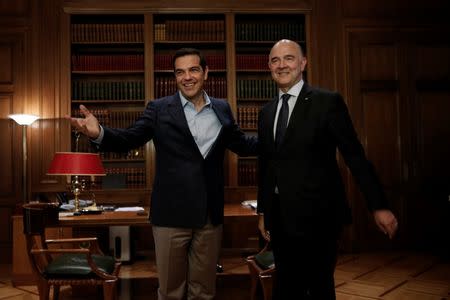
[206,98,228,156]
[265,97,279,149]
[210,98,230,128]
[167,93,194,137]
[282,83,313,144]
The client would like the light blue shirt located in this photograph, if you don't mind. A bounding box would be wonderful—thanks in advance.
[94,91,222,159]
[179,91,222,158]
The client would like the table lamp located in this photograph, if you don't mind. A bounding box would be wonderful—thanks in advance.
[8,114,39,203]
[47,152,106,212]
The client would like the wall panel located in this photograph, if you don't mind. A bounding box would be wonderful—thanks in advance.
[0,0,29,17]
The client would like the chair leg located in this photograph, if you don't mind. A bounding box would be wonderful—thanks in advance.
[53,285,60,300]
[37,279,50,300]
[103,279,117,300]
[260,276,274,300]
[249,274,259,300]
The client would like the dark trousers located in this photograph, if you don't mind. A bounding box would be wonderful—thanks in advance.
[270,194,339,300]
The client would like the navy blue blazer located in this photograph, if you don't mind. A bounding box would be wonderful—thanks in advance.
[99,93,257,228]
[257,83,388,236]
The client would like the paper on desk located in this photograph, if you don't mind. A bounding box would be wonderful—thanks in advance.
[115,206,145,212]
[241,200,257,209]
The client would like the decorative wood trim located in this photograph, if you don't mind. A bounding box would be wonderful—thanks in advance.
[61,0,313,14]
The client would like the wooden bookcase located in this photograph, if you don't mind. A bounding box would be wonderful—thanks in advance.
[234,13,306,186]
[70,14,147,195]
[67,12,308,204]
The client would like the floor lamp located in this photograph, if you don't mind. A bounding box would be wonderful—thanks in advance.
[9,114,39,203]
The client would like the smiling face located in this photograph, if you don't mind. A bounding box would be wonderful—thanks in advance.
[268,40,307,93]
[174,54,208,102]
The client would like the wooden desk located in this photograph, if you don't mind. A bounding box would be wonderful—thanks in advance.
[58,208,150,227]
[57,204,256,226]
[12,203,257,286]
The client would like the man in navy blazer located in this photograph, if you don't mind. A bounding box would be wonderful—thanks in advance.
[257,40,398,299]
[69,48,257,300]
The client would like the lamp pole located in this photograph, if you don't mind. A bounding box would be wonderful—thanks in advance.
[21,124,28,203]
[9,114,39,203]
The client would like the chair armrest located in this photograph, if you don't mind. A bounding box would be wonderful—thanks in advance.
[31,248,90,255]
[45,237,103,254]
[46,237,98,243]
[260,267,275,276]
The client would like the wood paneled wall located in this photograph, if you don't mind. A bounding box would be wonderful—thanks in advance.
[0,0,449,262]
[0,11,29,262]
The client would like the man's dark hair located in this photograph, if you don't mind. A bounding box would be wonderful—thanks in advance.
[173,48,207,71]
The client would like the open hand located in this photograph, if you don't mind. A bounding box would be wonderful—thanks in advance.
[66,105,100,139]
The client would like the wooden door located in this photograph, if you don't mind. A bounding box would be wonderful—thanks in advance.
[345,27,450,251]
[346,29,407,251]
[408,36,450,255]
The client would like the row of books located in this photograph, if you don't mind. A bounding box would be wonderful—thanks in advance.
[72,55,144,71]
[235,23,303,42]
[100,147,145,160]
[71,79,277,102]
[237,105,264,130]
[72,80,145,101]
[236,54,269,70]
[71,23,144,43]
[101,167,146,189]
[70,22,303,44]
[72,53,269,71]
[74,135,145,160]
[238,160,257,186]
[72,109,142,129]
[154,20,225,41]
[154,54,226,70]
[155,76,227,98]
[236,79,277,99]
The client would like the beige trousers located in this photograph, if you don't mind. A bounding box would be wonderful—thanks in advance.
[152,222,223,300]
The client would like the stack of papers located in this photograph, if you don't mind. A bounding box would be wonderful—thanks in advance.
[241,200,257,209]
[115,206,145,212]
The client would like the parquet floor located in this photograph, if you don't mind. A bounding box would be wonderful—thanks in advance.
[1,251,449,299]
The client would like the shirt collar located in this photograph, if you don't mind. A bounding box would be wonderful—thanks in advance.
[179,90,211,108]
[279,79,304,100]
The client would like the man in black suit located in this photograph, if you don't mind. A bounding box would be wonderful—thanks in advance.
[68,48,257,300]
[257,39,398,300]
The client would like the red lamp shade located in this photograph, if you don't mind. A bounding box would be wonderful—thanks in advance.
[47,152,106,176]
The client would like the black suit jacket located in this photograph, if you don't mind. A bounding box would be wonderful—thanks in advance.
[257,83,387,236]
[99,93,257,228]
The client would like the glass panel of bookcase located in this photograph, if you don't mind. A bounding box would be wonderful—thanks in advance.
[153,14,227,99]
[235,14,305,186]
[71,14,146,190]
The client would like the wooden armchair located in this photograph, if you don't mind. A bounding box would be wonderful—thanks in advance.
[246,242,276,300]
[22,203,121,300]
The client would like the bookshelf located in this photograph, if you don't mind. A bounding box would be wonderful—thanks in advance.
[234,13,306,186]
[70,14,147,192]
[68,12,307,201]
[152,14,227,99]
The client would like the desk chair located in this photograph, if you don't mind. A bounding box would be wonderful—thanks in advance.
[22,203,121,300]
[246,242,276,300]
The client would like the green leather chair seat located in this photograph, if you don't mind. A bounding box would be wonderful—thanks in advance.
[45,254,116,277]
[255,251,275,270]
